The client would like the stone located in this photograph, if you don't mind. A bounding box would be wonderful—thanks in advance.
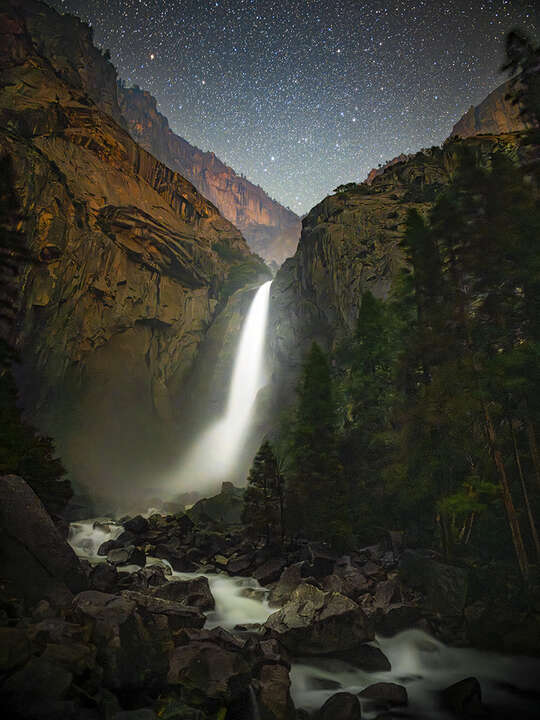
[167,641,251,703]
[0,627,31,673]
[98,539,123,556]
[118,564,168,591]
[440,677,484,716]
[257,663,296,720]
[90,562,119,592]
[400,550,468,616]
[152,576,215,610]
[73,590,172,689]
[122,515,150,534]
[336,643,391,672]
[120,86,301,267]
[121,590,205,630]
[268,563,304,606]
[302,543,337,578]
[188,483,245,527]
[254,557,287,586]
[0,475,87,605]
[107,545,146,567]
[2,656,73,716]
[265,583,374,655]
[358,682,408,707]
[317,692,362,720]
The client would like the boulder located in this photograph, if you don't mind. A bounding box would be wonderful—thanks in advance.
[122,515,149,534]
[0,627,31,673]
[268,563,304,606]
[121,590,205,630]
[358,682,408,708]
[188,482,245,527]
[0,475,87,605]
[152,576,215,610]
[89,562,119,593]
[2,656,73,718]
[375,603,422,637]
[72,590,172,689]
[118,564,168,591]
[107,545,146,567]
[167,640,251,703]
[440,677,484,716]
[257,663,296,720]
[254,557,287,586]
[98,538,123,556]
[400,550,468,616]
[265,583,374,655]
[317,692,361,720]
[302,543,337,578]
[335,643,391,672]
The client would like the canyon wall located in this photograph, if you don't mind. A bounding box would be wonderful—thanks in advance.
[450,79,529,138]
[268,132,527,400]
[0,0,267,504]
[119,87,301,267]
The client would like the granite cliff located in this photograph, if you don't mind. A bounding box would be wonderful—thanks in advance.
[119,86,301,267]
[0,0,267,503]
[450,78,529,138]
[268,132,528,399]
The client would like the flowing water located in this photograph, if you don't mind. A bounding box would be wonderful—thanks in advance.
[176,280,273,492]
[69,521,540,718]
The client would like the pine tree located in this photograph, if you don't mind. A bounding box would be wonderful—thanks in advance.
[287,343,353,551]
[243,441,283,544]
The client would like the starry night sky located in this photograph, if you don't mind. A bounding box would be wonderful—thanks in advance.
[50,0,537,214]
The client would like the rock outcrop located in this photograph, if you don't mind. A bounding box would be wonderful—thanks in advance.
[268,132,527,400]
[119,86,301,266]
[0,0,266,502]
[450,79,529,138]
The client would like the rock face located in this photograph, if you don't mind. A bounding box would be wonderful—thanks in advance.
[451,79,530,138]
[0,475,87,605]
[0,0,266,501]
[119,86,301,266]
[265,583,374,655]
[268,133,526,400]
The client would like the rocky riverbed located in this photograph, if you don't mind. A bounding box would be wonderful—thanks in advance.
[2,475,540,719]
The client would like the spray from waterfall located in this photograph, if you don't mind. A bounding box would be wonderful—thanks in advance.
[176,280,273,492]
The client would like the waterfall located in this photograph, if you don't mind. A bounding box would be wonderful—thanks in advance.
[177,280,273,492]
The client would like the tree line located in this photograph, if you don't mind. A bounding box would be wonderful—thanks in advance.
[243,32,540,582]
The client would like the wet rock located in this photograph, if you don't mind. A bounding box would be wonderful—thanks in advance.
[317,692,362,720]
[440,677,484,716]
[374,580,402,610]
[188,482,245,527]
[336,643,391,672]
[72,590,172,689]
[358,682,408,708]
[375,603,422,637]
[121,590,205,630]
[228,554,255,574]
[98,538,123,556]
[107,545,146,567]
[257,663,296,720]
[41,641,97,676]
[90,562,119,592]
[254,557,287,586]
[400,550,468,616]
[302,543,337,578]
[265,583,374,655]
[0,475,87,605]
[122,515,149,534]
[0,627,31,672]
[268,563,304,606]
[2,656,73,717]
[152,575,215,610]
[167,639,251,703]
[118,564,168,591]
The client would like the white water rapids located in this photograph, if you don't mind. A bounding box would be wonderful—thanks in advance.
[176,280,273,492]
[69,519,540,719]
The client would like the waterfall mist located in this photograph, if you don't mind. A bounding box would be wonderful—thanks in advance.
[173,280,273,495]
